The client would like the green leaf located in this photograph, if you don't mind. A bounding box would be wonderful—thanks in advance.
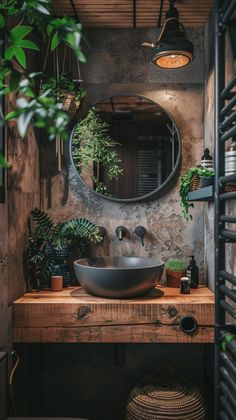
[51,32,59,50]
[4,46,16,60]
[0,153,10,169]
[18,40,39,50]
[14,47,27,68]
[35,4,50,15]
[10,25,33,40]
[5,108,24,120]
[0,13,5,28]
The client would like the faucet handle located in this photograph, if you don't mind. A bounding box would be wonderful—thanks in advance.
[134,226,146,247]
[115,226,127,241]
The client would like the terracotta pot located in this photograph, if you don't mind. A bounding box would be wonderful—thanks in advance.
[166,269,186,288]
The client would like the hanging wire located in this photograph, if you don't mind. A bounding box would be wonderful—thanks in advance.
[158,0,165,27]
[69,0,80,22]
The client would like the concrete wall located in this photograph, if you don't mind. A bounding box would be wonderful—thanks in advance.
[46,27,205,280]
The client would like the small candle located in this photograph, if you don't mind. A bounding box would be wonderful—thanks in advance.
[51,275,63,292]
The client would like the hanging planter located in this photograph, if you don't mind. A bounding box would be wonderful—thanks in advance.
[40,42,86,118]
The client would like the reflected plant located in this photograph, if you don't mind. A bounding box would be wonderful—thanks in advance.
[72,107,123,193]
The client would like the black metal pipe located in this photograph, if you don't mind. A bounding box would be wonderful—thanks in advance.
[220,396,236,420]
[219,174,236,184]
[220,192,236,200]
[220,229,236,242]
[215,1,226,417]
[221,0,236,24]
[179,316,198,334]
[220,382,236,412]
[220,284,236,302]
[220,74,236,99]
[220,270,236,286]
[220,300,236,319]
[220,412,230,420]
[221,124,236,142]
[221,110,236,130]
[220,215,236,223]
[220,95,236,118]
[220,366,236,395]
[220,352,236,376]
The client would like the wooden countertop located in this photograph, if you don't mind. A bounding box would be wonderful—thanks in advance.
[12,286,214,344]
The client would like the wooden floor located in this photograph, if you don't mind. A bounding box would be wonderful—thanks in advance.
[12,286,214,343]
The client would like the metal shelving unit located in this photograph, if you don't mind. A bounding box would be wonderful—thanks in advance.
[215,1,236,419]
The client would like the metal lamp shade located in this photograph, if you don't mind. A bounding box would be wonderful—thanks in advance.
[151,4,194,69]
[152,38,194,69]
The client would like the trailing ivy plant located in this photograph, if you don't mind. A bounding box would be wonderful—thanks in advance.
[179,166,215,221]
[72,108,123,194]
[0,0,86,165]
[25,208,102,289]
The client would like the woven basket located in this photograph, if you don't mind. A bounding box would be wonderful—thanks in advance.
[190,174,200,191]
[62,91,78,116]
[224,184,236,192]
[125,376,207,420]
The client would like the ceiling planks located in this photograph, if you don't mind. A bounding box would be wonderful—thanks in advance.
[53,0,214,28]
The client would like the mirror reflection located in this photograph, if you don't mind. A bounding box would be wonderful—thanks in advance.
[71,95,180,201]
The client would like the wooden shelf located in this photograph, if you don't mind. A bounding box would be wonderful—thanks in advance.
[12,286,214,344]
[187,186,214,202]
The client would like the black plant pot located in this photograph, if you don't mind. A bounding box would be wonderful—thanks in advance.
[44,243,71,287]
[199,176,214,188]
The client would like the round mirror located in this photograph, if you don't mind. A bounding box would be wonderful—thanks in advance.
[70,94,181,202]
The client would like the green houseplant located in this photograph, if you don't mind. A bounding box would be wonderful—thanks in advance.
[179,167,215,221]
[40,73,86,116]
[72,107,123,195]
[165,258,186,287]
[0,0,86,167]
[25,208,102,289]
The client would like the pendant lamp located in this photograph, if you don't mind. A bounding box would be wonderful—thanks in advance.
[142,0,194,69]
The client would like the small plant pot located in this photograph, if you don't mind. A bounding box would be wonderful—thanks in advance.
[51,276,63,292]
[199,176,214,188]
[166,269,186,288]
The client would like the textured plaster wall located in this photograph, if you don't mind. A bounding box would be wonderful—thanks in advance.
[46,28,205,280]
[204,12,215,292]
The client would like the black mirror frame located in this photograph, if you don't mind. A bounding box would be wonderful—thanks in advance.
[69,93,182,203]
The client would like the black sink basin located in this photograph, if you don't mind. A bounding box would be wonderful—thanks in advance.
[73,256,164,298]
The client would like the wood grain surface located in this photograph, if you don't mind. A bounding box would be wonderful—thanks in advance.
[12,286,214,343]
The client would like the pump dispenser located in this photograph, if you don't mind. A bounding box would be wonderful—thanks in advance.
[186,256,199,289]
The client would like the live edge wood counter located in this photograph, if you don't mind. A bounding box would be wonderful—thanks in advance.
[12,286,214,344]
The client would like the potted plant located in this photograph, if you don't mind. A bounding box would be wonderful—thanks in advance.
[25,208,102,290]
[165,258,186,287]
[72,107,123,195]
[40,73,86,116]
[179,167,215,221]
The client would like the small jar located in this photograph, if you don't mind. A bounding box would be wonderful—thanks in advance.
[180,277,191,294]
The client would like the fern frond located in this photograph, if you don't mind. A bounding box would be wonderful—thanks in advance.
[59,218,101,243]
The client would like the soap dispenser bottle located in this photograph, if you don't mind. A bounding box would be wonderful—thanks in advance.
[186,256,199,289]
[201,148,213,168]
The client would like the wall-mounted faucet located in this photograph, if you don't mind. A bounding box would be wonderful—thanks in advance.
[134,226,146,246]
[115,226,127,241]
